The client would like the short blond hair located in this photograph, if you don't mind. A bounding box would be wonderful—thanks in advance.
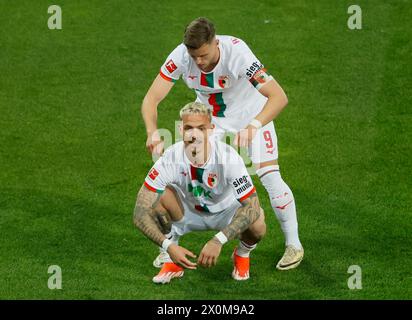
[179,102,212,121]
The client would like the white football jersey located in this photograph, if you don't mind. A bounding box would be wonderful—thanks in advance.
[144,139,256,213]
[159,35,274,131]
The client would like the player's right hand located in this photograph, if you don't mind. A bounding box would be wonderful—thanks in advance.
[167,243,197,269]
[146,131,164,156]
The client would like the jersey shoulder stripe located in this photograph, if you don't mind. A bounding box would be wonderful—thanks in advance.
[238,186,256,202]
[159,70,177,83]
[144,181,164,194]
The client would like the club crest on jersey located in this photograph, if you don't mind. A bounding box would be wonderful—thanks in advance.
[207,173,218,188]
[165,59,177,73]
[148,168,159,180]
[218,75,230,88]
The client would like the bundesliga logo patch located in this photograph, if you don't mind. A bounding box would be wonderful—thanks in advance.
[165,59,177,73]
[148,168,159,180]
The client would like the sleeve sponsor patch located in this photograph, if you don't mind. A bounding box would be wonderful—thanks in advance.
[245,61,263,78]
[232,175,254,199]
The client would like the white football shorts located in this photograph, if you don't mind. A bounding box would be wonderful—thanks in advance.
[210,121,278,164]
[170,184,242,236]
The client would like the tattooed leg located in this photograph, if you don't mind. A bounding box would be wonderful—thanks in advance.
[133,185,166,246]
[240,208,266,245]
[133,183,186,248]
[219,193,263,242]
[151,187,184,235]
[157,186,184,223]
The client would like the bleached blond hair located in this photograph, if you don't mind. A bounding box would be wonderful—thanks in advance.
[179,102,212,121]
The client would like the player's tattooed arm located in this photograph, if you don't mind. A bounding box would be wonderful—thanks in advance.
[220,193,261,241]
[133,185,166,246]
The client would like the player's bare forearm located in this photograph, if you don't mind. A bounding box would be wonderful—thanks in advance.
[133,185,165,246]
[141,95,159,135]
[141,74,174,134]
[220,193,261,241]
[254,79,288,126]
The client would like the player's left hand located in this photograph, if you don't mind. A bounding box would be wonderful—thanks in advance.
[234,125,258,148]
[198,238,222,268]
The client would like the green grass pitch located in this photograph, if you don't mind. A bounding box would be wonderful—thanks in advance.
[0,0,411,299]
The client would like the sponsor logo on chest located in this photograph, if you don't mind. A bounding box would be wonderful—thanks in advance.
[187,184,212,199]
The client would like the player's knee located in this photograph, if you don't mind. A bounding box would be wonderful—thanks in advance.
[248,212,266,242]
[247,226,265,243]
[151,200,171,232]
[254,220,266,241]
[159,186,184,221]
[251,229,265,244]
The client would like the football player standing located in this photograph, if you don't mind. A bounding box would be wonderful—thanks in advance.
[141,17,303,271]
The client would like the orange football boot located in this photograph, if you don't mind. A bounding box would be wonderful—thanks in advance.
[152,262,184,284]
[232,249,250,281]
